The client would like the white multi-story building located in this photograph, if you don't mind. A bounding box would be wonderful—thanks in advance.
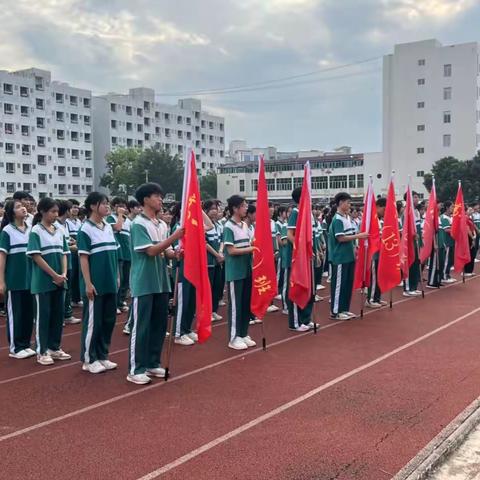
[93,89,225,189]
[383,39,480,194]
[0,68,93,199]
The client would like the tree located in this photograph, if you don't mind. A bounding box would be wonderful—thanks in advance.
[199,171,217,200]
[100,147,184,199]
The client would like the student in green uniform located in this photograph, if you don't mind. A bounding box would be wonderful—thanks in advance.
[0,199,35,359]
[312,204,326,299]
[329,192,368,320]
[403,191,423,296]
[55,200,81,325]
[107,197,130,313]
[27,197,71,366]
[274,206,288,312]
[204,200,224,322]
[127,183,184,385]
[440,201,456,283]
[285,188,314,331]
[223,195,256,350]
[66,199,82,307]
[77,193,119,374]
[266,202,280,313]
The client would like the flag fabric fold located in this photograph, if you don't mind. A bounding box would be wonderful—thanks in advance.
[378,179,401,292]
[419,178,439,264]
[251,156,278,319]
[353,178,380,290]
[399,183,416,280]
[450,182,470,273]
[182,150,212,343]
[288,162,313,309]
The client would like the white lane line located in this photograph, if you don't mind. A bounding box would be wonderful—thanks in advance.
[137,305,480,479]
[0,277,476,442]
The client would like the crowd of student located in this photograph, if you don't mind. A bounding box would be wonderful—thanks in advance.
[0,184,479,386]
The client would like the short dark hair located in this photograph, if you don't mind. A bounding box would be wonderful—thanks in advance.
[376,197,387,208]
[203,199,217,212]
[111,196,127,208]
[404,190,419,201]
[227,195,246,216]
[127,199,140,211]
[57,199,72,216]
[12,191,29,201]
[68,198,80,206]
[84,192,109,216]
[444,200,453,209]
[247,204,256,215]
[291,187,302,204]
[135,183,164,206]
[334,192,352,206]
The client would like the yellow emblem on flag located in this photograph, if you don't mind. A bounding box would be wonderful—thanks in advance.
[254,275,272,295]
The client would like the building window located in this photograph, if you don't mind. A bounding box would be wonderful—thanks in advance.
[110,103,116,113]
[58,148,65,158]
[55,93,63,104]
[349,175,356,188]
[20,86,29,97]
[356,174,364,189]
[5,143,14,154]
[417,102,425,109]
[58,166,66,176]
[21,125,30,136]
[443,134,451,147]
[444,87,452,100]
[22,164,32,175]
[71,131,79,142]
[38,173,47,184]
[416,171,424,177]
[418,59,425,66]
[56,111,64,122]
[417,147,424,154]
[137,108,143,117]
[275,178,291,191]
[83,98,90,108]
[22,183,32,193]
[36,98,44,110]
[443,111,451,123]
[3,83,13,94]
[6,182,15,193]
[37,117,45,128]
[71,113,78,124]
[4,123,13,134]
[86,185,92,193]
[239,179,245,192]
[72,167,80,177]
[22,145,30,156]
[444,64,452,77]
[311,176,328,190]
[266,179,275,191]
[84,115,90,126]
[70,95,78,106]
[330,175,348,189]
[417,78,425,86]
[72,149,79,159]
[85,168,92,178]
[417,124,425,131]
[57,129,65,140]
[37,136,46,147]
[251,179,258,191]
[6,163,15,173]
[21,105,29,117]
[85,133,91,143]
[3,103,13,114]
[58,184,66,195]
[37,155,46,165]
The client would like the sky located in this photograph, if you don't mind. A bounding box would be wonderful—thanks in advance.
[1,0,479,153]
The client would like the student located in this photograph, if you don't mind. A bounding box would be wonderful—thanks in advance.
[403,191,423,296]
[223,195,256,350]
[66,199,82,307]
[13,191,34,227]
[55,200,81,325]
[275,206,288,311]
[106,197,130,313]
[439,201,456,283]
[284,188,315,331]
[0,199,35,359]
[27,197,71,365]
[78,192,119,374]
[312,204,326,298]
[366,197,388,307]
[266,202,280,313]
[204,200,224,322]
[328,192,368,320]
[463,207,477,276]
[128,183,184,385]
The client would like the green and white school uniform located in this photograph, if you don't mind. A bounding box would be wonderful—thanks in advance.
[276,219,287,309]
[223,219,252,342]
[66,217,82,304]
[404,210,422,292]
[128,214,172,375]
[0,223,33,354]
[27,224,69,355]
[284,208,314,329]
[440,214,454,280]
[206,222,223,313]
[328,212,356,316]
[77,220,119,364]
[55,220,74,319]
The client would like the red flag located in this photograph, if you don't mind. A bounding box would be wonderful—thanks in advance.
[399,184,416,280]
[450,182,470,273]
[182,150,212,343]
[353,178,380,289]
[288,162,313,309]
[251,157,277,319]
[378,179,401,292]
[419,178,439,264]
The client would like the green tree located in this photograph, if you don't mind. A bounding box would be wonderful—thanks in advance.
[199,171,217,200]
[100,147,184,199]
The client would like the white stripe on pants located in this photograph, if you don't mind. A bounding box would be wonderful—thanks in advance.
[175,283,183,337]
[229,282,237,342]
[129,297,138,376]
[84,299,95,364]
[7,291,15,354]
[333,264,342,314]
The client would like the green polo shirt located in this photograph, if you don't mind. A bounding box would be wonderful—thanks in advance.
[106,214,131,261]
[440,214,454,248]
[27,223,69,294]
[55,220,72,270]
[130,214,172,297]
[206,222,222,268]
[77,220,119,296]
[328,212,356,264]
[0,223,31,291]
[223,219,251,282]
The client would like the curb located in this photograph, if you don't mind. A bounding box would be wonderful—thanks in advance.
[393,396,480,480]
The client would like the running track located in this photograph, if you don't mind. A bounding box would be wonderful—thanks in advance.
[1,273,480,479]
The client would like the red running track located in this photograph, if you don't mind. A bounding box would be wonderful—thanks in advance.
[0,274,480,479]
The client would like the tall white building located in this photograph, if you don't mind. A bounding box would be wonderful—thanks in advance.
[383,39,480,194]
[93,89,225,189]
[0,68,93,199]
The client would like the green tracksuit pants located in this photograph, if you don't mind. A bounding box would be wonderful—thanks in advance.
[208,265,223,313]
[6,290,34,354]
[330,262,355,316]
[175,277,196,337]
[285,266,313,329]
[227,276,252,342]
[34,287,65,355]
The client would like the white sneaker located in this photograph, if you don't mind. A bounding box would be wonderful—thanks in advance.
[187,331,198,342]
[408,291,422,296]
[212,312,223,321]
[82,361,107,374]
[116,308,122,314]
[413,290,423,295]
[293,324,310,332]
[254,318,263,324]
[322,271,329,277]
[228,337,248,350]
[242,336,257,347]
[282,309,288,315]
[25,348,36,356]
[174,334,195,346]
[47,349,71,360]
[315,295,323,302]
[379,300,388,306]
[343,311,357,319]
[146,367,166,378]
[127,373,151,385]
[402,291,414,297]
[365,301,381,309]
[326,277,331,283]
[267,304,279,313]
[218,300,226,306]
[274,294,282,300]
[99,359,117,370]
[37,354,54,365]
[308,322,320,329]
[426,284,438,289]
[317,284,326,290]
[475,258,479,263]
[64,316,81,325]
[121,305,129,313]
[9,349,35,359]
[464,273,474,277]
[330,313,351,320]
[72,301,83,307]
[249,319,256,325]
[122,324,131,335]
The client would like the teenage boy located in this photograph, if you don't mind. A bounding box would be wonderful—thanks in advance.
[66,199,82,307]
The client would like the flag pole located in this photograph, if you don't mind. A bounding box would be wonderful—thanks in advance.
[164,267,179,381]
